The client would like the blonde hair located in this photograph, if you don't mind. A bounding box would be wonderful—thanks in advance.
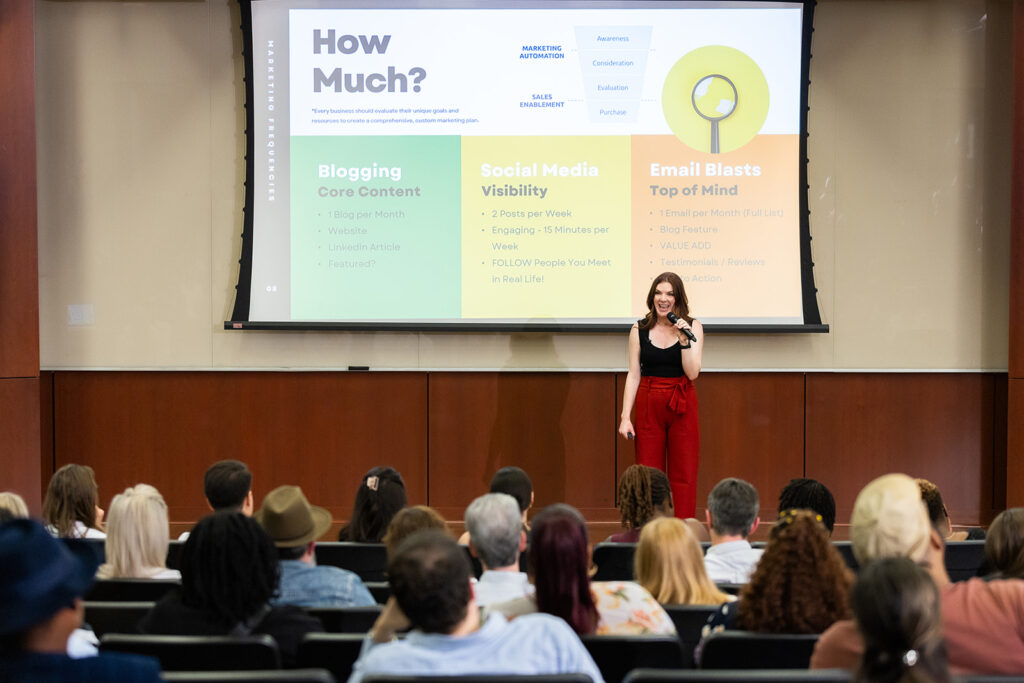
[0,491,29,520]
[634,517,731,605]
[851,474,931,566]
[97,484,171,578]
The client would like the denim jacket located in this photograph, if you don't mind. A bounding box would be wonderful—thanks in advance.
[273,559,376,608]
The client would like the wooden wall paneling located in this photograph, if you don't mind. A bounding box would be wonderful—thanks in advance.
[0,0,39,378]
[0,379,42,514]
[52,371,429,533]
[993,374,1008,512]
[428,372,618,522]
[39,371,55,503]
[615,372,806,521]
[1009,379,1024,508]
[1007,0,1024,505]
[806,374,995,525]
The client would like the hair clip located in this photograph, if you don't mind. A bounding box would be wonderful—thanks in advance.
[776,509,824,527]
[902,649,918,667]
[366,476,379,491]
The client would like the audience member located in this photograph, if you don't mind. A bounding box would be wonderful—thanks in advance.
[703,478,761,583]
[339,466,407,543]
[203,460,254,514]
[489,503,674,635]
[699,509,850,657]
[458,466,535,545]
[139,512,323,667]
[179,459,254,541]
[778,478,836,535]
[383,505,447,557]
[383,505,448,559]
[851,557,950,683]
[811,473,1024,675]
[490,466,534,530]
[96,484,180,580]
[43,464,105,539]
[917,478,985,541]
[0,492,29,524]
[465,493,533,606]
[349,530,604,683]
[634,517,733,605]
[983,507,1024,580]
[0,519,161,681]
[608,465,673,542]
[255,485,374,608]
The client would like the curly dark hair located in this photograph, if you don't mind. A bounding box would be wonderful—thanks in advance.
[617,465,671,530]
[778,478,836,533]
[737,509,852,633]
[180,512,280,628]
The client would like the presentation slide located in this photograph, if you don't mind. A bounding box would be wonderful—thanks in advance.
[243,0,809,328]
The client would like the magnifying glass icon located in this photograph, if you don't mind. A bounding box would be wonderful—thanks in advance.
[692,74,737,154]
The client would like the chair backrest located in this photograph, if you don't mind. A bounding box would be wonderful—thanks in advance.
[591,543,636,581]
[162,669,336,682]
[661,605,718,668]
[65,537,105,563]
[365,581,391,604]
[698,631,819,670]
[362,676,592,683]
[297,633,367,682]
[100,633,281,671]
[307,605,383,633]
[624,668,852,683]
[944,541,986,582]
[167,540,185,569]
[713,584,742,596]
[84,601,154,637]
[85,578,180,602]
[580,635,684,683]
[831,543,858,571]
[315,542,389,581]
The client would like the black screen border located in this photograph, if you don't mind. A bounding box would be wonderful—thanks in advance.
[228,0,826,334]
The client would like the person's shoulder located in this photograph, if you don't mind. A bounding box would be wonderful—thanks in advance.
[84,652,162,680]
[810,618,861,670]
[509,612,579,637]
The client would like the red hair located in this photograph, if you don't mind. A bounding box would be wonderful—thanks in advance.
[529,504,599,635]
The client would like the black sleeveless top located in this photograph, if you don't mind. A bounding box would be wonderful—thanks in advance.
[639,326,684,378]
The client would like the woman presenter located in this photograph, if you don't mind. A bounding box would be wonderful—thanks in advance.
[619,272,703,518]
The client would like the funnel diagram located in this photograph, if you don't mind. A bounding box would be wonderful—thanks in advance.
[575,26,652,124]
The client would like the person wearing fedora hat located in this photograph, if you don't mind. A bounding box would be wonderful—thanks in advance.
[0,518,161,681]
[256,485,375,608]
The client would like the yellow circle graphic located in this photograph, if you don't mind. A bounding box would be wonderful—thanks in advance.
[662,45,769,154]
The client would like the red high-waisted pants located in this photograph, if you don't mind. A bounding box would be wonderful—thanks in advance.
[634,375,700,518]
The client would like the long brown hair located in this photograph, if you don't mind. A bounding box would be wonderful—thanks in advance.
[737,509,852,633]
[985,508,1024,579]
[43,463,100,537]
[638,272,691,330]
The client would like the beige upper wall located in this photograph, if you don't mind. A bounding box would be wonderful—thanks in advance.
[35,0,1012,371]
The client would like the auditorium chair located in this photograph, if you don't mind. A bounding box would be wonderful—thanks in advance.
[167,540,185,569]
[591,543,636,581]
[85,578,180,602]
[308,605,383,632]
[83,601,154,637]
[623,669,852,683]
[697,632,819,669]
[580,635,685,683]
[297,632,368,681]
[162,670,336,682]
[315,542,389,581]
[365,581,392,603]
[661,605,718,668]
[944,541,986,582]
[100,633,281,671]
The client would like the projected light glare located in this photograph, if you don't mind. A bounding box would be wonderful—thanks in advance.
[691,74,738,154]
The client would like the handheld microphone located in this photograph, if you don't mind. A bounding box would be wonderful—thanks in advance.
[667,312,697,342]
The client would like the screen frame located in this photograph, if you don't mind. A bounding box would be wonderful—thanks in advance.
[227,0,825,334]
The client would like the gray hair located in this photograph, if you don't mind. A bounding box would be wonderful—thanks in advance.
[708,478,759,537]
[465,493,522,569]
